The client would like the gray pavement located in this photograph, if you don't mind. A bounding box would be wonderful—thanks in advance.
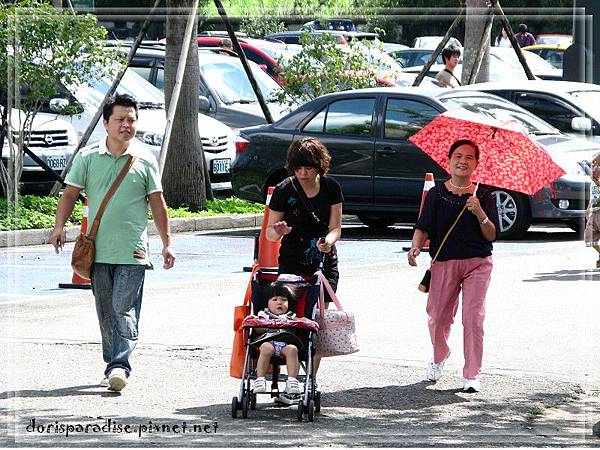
[1,222,599,447]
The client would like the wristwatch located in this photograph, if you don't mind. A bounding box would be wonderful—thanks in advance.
[480,216,489,225]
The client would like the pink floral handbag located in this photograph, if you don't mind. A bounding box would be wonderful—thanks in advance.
[315,271,359,357]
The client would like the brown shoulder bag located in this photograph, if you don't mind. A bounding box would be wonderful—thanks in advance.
[71,155,138,280]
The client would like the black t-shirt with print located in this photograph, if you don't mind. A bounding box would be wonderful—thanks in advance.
[269,176,343,273]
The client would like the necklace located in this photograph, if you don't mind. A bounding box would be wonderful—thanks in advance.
[448,179,471,190]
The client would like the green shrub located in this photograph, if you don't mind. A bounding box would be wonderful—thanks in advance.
[0,195,263,231]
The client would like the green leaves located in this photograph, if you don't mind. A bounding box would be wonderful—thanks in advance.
[275,33,379,107]
[0,0,120,116]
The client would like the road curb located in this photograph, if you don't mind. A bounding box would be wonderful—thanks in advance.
[0,214,263,247]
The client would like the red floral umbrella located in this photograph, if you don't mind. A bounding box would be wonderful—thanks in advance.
[408,109,566,195]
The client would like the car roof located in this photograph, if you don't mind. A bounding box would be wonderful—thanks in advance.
[310,85,477,100]
[522,44,568,50]
[456,80,600,93]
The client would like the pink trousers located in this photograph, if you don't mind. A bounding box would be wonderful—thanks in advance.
[426,256,493,379]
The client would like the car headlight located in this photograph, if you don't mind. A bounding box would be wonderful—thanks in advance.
[135,131,163,146]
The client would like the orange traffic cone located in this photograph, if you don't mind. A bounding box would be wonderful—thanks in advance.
[257,186,281,269]
[403,173,434,251]
[59,196,92,289]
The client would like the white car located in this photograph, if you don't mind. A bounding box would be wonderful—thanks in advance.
[41,69,236,192]
[1,111,78,194]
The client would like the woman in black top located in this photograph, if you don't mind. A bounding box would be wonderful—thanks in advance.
[408,139,498,394]
[267,138,343,387]
[267,138,343,293]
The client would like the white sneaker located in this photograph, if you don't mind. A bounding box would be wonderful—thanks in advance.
[274,393,295,406]
[107,368,127,392]
[463,377,480,393]
[426,353,450,382]
[285,377,301,394]
[252,377,266,393]
[100,377,109,388]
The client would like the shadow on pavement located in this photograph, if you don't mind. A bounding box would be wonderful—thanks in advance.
[0,386,123,399]
[523,269,600,282]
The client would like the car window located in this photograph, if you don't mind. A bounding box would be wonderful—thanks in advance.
[155,68,164,90]
[200,60,281,104]
[384,98,440,139]
[129,66,153,84]
[303,107,327,133]
[311,98,375,136]
[439,93,559,135]
[514,93,577,133]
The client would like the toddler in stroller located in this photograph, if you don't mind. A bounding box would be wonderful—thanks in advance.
[251,282,309,397]
[232,271,321,421]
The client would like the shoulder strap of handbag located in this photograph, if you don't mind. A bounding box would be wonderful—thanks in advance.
[289,176,327,230]
[430,182,479,266]
[315,270,344,327]
[87,155,139,240]
[443,68,462,86]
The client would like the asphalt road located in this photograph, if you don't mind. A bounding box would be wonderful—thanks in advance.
[1,221,599,447]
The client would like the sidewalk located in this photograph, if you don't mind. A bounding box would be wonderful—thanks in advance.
[1,256,598,447]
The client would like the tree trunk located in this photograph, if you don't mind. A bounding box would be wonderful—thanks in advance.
[462,0,491,85]
[164,0,206,211]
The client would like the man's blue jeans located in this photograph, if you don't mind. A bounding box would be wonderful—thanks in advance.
[91,263,146,377]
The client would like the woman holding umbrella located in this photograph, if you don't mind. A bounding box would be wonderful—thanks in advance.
[407,139,499,393]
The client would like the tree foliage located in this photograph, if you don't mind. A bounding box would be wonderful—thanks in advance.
[239,15,286,38]
[0,0,120,200]
[275,33,379,107]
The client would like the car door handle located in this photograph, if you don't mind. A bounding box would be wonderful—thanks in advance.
[377,147,395,156]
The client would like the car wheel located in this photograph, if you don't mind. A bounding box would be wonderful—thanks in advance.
[491,189,531,239]
[357,215,397,229]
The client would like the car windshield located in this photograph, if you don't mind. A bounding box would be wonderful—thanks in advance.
[491,48,556,72]
[255,44,302,64]
[200,59,282,104]
[74,69,165,109]
[438,94,560,135]
[568,90,600,119]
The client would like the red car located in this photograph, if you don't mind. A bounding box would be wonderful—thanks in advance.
[196,37,301,85]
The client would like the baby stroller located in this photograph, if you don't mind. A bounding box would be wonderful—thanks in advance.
[231,268,322,422]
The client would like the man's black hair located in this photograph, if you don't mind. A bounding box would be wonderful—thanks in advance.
[102,94,138,121]
[518,23,528,33]
[441,45,461,64]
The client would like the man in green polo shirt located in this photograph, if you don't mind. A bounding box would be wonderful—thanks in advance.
[51,94,175,392]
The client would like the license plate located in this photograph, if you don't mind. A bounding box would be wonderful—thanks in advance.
[212,158,231,174]
[46,155,67,170]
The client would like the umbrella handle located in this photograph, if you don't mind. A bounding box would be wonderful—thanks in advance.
[473,181,480,196]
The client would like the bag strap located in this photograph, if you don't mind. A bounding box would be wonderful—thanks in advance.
[315,270,343,327]
[443,68,462,86]
[243,263,260,307]
[290,176,326,229]
[430,182,479,266]
[88,155,138,239]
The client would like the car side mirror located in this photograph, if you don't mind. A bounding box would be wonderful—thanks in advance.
[49,98,70,112]
[198,95,211,112]
[571,116,592,132]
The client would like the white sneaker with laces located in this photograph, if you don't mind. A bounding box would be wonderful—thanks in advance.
[426,353,450,382]
[107,368,127,392]
[100,377,109,388]
[252,377,266,393]
[463,377,480,393]
[285,377,301,394]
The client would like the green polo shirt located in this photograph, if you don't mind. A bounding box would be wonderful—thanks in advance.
[65,139,162,265]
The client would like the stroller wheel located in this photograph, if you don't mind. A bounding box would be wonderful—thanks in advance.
[296,401,304,422]
[307,400,315,422]
[250,392,257,410]
[315,391,321,413]
[231,397,239,419]
[242,393,249,418]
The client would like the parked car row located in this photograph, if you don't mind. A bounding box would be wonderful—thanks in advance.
[231,87,595,239]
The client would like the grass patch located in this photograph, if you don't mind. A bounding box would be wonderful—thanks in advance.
[0,195,264,231]
[527,404,547,420]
